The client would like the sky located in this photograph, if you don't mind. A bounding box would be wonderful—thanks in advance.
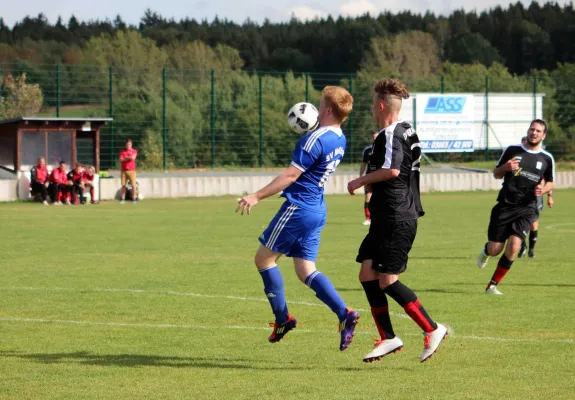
[0,0,572,27]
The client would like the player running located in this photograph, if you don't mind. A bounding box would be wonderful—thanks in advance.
[347,78,447,363]
[236,86,360,351]
[476,120,555,295]
[518,136,554,259]
[359,132,379,226]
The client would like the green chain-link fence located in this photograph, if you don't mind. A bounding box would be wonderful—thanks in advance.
[2,62,574,170]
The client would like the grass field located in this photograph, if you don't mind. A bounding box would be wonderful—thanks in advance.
[1,191,575,399]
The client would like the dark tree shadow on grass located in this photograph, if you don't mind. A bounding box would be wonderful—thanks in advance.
[0,351,313,370]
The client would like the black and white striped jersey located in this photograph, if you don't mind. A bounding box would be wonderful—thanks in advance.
[362,144,373,164]
[367,121,424,221]
[495,144,555,207]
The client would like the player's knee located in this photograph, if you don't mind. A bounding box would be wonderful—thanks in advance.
[295,269,308,283]
[358,262,378,282]
[379,274,398,290]
[488,243,504,256]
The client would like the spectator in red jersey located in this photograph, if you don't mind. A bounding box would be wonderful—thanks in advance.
[49,161,70,205]
[30,156,49,206]
[67,163,85,204]
[119,138,138,204]
[83,165,98,204]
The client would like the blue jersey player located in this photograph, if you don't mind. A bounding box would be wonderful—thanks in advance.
[236,86,360,351]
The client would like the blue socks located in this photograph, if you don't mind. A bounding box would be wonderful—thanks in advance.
[259,266,289,324]
[305,271,348,321]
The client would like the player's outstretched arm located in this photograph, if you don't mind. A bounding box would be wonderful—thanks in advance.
[236,165,303,215]
[347,168,399,195]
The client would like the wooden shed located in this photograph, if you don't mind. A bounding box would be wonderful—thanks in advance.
[0,117,112,173]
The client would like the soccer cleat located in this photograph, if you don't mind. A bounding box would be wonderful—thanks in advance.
[363,336,404,363]
[485,285,503,295]
[362,219,371,226]
[55,201,62,206]
[528,250,535,258]
[339,309,360,351]
[42,200,49,206]
[268,314,297,343]
[518,243,527,258]
[120,200,125,204]
[476,248,490,269]
[420,323,448,363]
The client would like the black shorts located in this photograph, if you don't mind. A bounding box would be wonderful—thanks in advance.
[356,218,417,274]
[364,186,372,195]
[535,196,543,217]
[488,203,537,243]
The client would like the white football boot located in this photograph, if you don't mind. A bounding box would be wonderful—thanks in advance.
[477,248,490,269]
[420,323,448,363]
[363,336,403,363]
[485,285,503,295]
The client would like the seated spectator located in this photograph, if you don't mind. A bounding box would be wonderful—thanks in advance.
[67,163,85,204]
[83,165,98,204]
[30,156,49,206]
[49,161,69,205]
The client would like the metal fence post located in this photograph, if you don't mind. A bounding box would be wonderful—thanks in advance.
[108,66,115,169]
[210,69,216,168]
[162,68,167,170]
[56,64,61,117]
[348,74,354,163]
[305,72,309,103]
[258,71,263,168]
[533,77,537,119]
[440,75,445,94]
[485,76,489,159]
[412,97,417,131]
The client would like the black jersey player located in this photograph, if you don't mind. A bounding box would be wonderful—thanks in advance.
[477,120,555,295]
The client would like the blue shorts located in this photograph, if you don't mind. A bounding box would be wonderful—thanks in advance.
[259,201,326,262]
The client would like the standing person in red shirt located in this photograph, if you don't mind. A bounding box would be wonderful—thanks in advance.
[119,139,138,204]
[83,165,98,204]
[30,156,50,206]
[49,161,70,205]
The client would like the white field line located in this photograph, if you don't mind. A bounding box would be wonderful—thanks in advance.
[0,317,573,345]
[2,286,409,319]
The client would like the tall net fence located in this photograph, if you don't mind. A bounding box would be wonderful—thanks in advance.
[2,62,571,170]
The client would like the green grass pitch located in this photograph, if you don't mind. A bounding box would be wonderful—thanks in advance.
[1,190,574,399]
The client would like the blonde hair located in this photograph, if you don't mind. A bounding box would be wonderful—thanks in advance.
[373,78,410,102]
[322,86,353,124]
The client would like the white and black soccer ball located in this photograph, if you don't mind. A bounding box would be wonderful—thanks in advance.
[287,102,319,134]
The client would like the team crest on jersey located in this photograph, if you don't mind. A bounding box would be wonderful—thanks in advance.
[536,161,542,170]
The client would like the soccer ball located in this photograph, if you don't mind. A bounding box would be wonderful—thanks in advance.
[287,102,319,134]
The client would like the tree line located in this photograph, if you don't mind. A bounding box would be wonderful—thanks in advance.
[1,2,574,166]
[1,2,575,75]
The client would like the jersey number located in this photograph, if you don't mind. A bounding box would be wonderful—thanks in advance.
[319,159,341,187]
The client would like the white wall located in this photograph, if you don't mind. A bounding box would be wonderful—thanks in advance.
[2,171,573,202]
[96,171,575,201]
[0,180,18,201]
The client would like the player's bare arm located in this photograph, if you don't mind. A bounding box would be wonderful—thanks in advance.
[536,181,554,197]
[359,162,367,177]
[493,158,519,179]
[547,190,554,208]
[347,168,400,195]
[236,165,303,215]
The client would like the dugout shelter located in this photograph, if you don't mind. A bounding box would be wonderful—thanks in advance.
[0,117,111,173]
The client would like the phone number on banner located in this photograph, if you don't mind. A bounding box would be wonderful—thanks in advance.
[420,140,474,152]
